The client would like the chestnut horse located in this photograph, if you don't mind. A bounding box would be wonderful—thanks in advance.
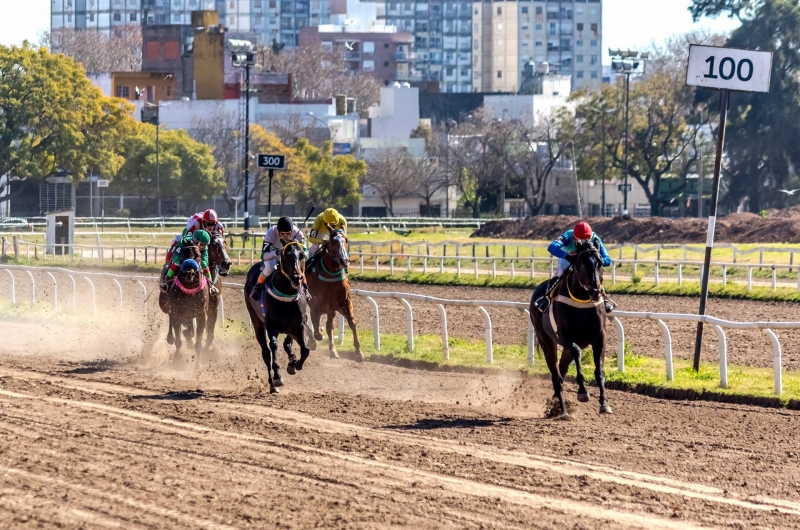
[306,229,363,361]
[529,243,610,417]
[204,231,232,349]
[159,244,209,358]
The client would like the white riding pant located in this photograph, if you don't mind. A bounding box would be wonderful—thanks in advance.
[258,257,278,279]
[309,243,321,255]
[554,258,570,277]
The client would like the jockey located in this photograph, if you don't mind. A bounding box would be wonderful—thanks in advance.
[165,209,225,264]
[308,208,347,256]
[533,221,613,313]
[161,230,218,295]
[250,216,307,301]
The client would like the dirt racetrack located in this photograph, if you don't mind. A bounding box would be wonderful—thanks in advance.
[4,276,800,527]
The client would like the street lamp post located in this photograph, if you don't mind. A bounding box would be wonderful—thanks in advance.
[231,40,256,231]
[609,49,648,216]
[141,102,162,218]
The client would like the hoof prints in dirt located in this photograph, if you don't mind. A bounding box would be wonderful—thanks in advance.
[543,398,576,419]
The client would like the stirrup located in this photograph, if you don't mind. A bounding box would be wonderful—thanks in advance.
[534,296,550,313]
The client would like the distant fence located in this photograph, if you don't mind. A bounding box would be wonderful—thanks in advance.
[0,264,794,395]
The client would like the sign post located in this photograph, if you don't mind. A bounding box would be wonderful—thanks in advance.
[686,44,772,371]
[97,179,109,233]
[257,154,287,228]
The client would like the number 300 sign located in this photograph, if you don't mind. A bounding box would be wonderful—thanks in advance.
[686,44,772,93]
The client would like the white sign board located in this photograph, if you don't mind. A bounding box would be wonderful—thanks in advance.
[686,44,772,93]
[96,179,110,188]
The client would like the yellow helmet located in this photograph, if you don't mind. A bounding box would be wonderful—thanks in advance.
[322,208,339,224]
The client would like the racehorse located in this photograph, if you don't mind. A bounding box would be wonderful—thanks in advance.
[529,243,611,417]
[159,244,209,358]
[204,231,232,349]
[244,242,312,394]
[306,229,362,361]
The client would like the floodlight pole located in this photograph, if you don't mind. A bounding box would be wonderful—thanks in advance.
[623,72,631,215]
[692,89,731,371]
[243,62,251,232]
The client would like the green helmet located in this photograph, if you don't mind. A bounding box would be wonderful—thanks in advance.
[192,229,211,245]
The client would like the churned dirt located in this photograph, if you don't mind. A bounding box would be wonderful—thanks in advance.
[4,275,800,527]
[474,209,800,244]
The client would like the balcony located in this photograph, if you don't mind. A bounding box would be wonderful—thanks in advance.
[395,51,415,61]
[395,71,424,81]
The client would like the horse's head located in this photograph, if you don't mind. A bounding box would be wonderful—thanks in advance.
[208,232,232,276]
[326,229,349,272]
[279,242,306,290]
[574,242,604,302]
[178,253,202,286]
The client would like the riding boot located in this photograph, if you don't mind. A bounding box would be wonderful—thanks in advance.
[250,279,266,301]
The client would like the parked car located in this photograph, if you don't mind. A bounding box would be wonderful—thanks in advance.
[0,217,33,231]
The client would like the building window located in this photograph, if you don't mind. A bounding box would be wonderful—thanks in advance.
[229,0,235,7]
[113,12,121,21]
[269,0,276,7]
[384,61,389,67]
[496,6,501,15]
[254,0,262,7]
[576,23,583,31]
[576,54,583,63]
[521,24,528,30]
[536,24,542,30]
[521,6,528,14]
[89,12,95,21]
[576,39,583,46]
[363,60,375,71]
[535,40,542,47]
[129,12,136,21]
[116,86,129,98]
[591,23,598,33]
[166,86,172,97]
[321,41,333,52]
[497,70,502,78]
[536,6,542,14]
[590,39,598,46]
[576,71,584,78]
[591,70,598,79]
[590,54,598,65]
[363,41,375,55]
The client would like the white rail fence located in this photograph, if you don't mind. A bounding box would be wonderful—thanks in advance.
[0,264,796,395]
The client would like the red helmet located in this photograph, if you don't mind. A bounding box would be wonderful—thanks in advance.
[202,209,218,224]
[574,221,593,240]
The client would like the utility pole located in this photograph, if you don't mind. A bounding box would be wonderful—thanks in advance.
[231,39,256,231]
[623,72,630,215]
[698,150,704,218]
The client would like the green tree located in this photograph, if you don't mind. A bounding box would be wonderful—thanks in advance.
[0,44,134,207]
[250,125,310,212]
[691,0,800,212]
[115,125,223,212]
[293,139,365,210]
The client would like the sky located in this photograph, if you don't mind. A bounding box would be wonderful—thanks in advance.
[0,0,741,63]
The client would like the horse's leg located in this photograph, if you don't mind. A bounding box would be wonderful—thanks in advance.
[543,337,566,417]
[342,301,363,362]
[295,328,311,371]
[310,305,323,342]
[166,314,175,345]
[568,343,590,403]
[284,336,298,375]
[267,327,283,388]
[194,309,207,360]
[253,321,276,393]
[593,334,612,414]
[326,313,339,359]
[172,314,182,355]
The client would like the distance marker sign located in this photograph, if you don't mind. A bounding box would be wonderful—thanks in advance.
[686,44,772,93]
[257,154,286,170]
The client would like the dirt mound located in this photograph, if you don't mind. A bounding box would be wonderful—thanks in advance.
[474,213,800,244]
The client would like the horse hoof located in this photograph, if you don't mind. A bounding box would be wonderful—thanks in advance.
[287,363,296,376]
[295,361,305,371]
[600,404,613,414]
[270,387,280,394]
[330,350,340,360]
[166,335,175,345]
[355,350,365,363]
[274,376,284,387]
[577,391,590,403]
[314,333,323,341]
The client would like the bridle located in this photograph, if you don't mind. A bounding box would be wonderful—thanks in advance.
[573,248,602,295]
[325,229,349,268]
[279,241,305,281]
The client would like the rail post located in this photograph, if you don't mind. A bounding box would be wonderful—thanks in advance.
[25,270,35,307]
[712,324,727,388]
[772,266,777,291]
[764,328,782,395]
[112,278,123,312]
[612,263,616,285]
[365,296,380,351]
[389,256,394,276]
[82,277,97,317]
[722,265,727,287]
[399,297,414,352]
[440,258,444,275]
[136,280,148,320]
[654,262,659,286]
[45,272,58,313]
[678,264,683,286]
[375,254,379,273]
[474,258,478,279]
[530,256,534,279]
[437,304,449,360]
[338,315,345,346]
[492,260,496,279]
[747,266,753,292]
[510,260,515,279]
[360,254,364,274]
[423,257,427,274]
[633,247,638,276]
[67,274,76,310]
[4,269,16,306]
[612,317,625,373]
[456,257,461,277]
[477,306,493,364]
[524,309,534,366]
[654,319,673,381]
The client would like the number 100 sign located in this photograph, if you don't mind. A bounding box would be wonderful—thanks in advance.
[686,44,772,93]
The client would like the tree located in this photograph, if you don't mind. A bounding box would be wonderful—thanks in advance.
[259,43,380,116]
[115,125,224,212]
[39,26,142,73]
[691,0,800,212]
[293,139,365,210]
[364,148,416,216]
[410,156,447,214]
[0,44,135,208]
[249,125,310,212]
[189,109,242,213]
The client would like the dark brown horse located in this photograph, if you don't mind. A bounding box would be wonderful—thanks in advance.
[529,243,611,417]
[159,245,210,358]
[306,229,362,361]
[244,242,312,393]
[204,231,232,349]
